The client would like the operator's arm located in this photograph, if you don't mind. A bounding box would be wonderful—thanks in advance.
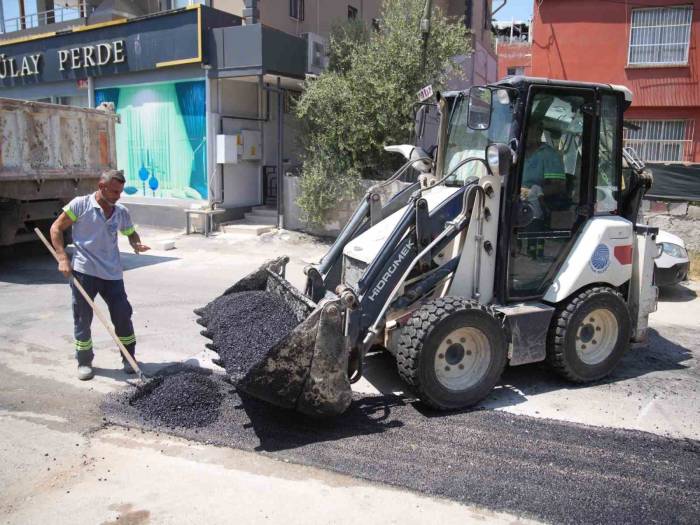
[50,212,74,277]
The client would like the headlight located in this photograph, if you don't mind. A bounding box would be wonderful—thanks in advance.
[486,145,500,176]
[660,242,687,259]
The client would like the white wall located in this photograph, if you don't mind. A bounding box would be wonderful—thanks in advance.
[212,78,264,207]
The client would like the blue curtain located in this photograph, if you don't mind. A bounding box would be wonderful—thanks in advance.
[174,81,207,199]
[95,88,120,108]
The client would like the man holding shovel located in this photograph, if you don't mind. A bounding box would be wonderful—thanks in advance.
[50,170,150,380]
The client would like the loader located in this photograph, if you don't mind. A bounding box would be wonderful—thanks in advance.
[196,76,658,417]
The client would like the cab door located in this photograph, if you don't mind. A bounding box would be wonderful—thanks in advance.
[507,86,596,300]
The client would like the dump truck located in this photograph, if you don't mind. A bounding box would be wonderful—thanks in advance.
[197,76,658,417]
[0,98,118,246]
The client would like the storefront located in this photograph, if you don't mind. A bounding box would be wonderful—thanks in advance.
[0,5,309,227]
[0,5,238,206]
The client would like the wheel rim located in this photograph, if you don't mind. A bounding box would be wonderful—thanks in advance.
[434,327,491,390]
[575,308,618,365]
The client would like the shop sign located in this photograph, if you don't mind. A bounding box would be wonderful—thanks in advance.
[0,40,125,79]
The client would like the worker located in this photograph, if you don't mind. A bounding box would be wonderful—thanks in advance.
[521,120,567,217]
[520,119,567,258]
[50,170,150,381]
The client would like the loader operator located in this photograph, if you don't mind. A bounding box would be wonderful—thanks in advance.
[520,119,567,258]
[50,170,150,381]
[520,119,567,221]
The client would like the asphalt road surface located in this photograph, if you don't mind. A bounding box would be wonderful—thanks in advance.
[3,229,699,524]
[105,365,700,525]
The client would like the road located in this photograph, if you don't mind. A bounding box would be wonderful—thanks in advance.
[1,228,698,524]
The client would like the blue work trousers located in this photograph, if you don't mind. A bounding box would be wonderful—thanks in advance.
[71,271,136,366]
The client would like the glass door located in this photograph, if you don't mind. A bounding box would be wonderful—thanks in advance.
[508,87,595,298]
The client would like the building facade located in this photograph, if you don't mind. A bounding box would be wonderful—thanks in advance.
[1,0,496,228]
[494,20,531,79]
[531,0,699,164]
[0,0,381,227]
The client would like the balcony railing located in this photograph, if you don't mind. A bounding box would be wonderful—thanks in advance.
[0,1,91,35]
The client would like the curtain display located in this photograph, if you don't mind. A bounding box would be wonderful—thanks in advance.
[175,81,207,198]
[95,80,207,200]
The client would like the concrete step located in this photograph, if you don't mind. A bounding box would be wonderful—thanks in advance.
[220,220,276,236]
[249,206,277,218]
[243,211,276,223]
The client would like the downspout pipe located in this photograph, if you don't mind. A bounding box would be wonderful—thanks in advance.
[243,0,259,25]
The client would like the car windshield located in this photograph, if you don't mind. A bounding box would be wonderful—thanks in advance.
[443,89,516,185]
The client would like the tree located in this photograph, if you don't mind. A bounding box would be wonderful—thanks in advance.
[295,0,470,226]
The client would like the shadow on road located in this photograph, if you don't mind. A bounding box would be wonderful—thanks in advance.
[357,327,693,413]
[92,360,183,382]
[0,250,177,285]
[237,392,405,453]
[658,283,697,302]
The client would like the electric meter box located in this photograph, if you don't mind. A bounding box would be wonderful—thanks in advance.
[216,130,262,164]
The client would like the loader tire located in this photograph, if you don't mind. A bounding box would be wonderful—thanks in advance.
[396,297,507,410]
[547,286,631,383]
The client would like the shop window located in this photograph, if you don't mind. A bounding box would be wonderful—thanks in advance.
[628,6,692,66]
[348,5,358,20]
[507,66,525,76]
[624,119,692,162]
[95,81,208,201]
[290,0,304,21]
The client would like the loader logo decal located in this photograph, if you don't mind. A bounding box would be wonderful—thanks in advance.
[590,243,610,273]
[367,240,414,302]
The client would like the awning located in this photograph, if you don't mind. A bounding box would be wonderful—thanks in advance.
[645,163,700,202]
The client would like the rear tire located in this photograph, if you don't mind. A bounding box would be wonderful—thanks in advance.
[547,286,631,382]
[397,297,507,410]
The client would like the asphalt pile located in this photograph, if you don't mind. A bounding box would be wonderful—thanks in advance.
[129,369,223,428]
[196,290,298,381]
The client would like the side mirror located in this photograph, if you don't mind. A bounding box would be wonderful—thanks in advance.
[468,86,492,130]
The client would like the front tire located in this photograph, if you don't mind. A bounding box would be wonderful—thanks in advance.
[397,297,507,410]
[547,286,631,382]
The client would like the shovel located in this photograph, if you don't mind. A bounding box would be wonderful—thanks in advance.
[35,228,147,383]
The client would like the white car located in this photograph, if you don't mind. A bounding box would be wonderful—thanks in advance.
[655,230,690,287]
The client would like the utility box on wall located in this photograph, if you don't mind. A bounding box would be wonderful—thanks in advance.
[216,130,261,163]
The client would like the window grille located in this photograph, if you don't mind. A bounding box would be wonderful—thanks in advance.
[628,6,692,66]
[624,120,694,162]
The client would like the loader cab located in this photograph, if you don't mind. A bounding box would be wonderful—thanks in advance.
[445,78,628,304]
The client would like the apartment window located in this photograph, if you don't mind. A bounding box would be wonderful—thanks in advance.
[290,0,304,21]
[506,66,525,76]
[348,5,358,20]
[624,120,693,162]
[628,6,693,66]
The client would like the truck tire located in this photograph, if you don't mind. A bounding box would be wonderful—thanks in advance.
[547,286,631,382]
[396,297,507,410]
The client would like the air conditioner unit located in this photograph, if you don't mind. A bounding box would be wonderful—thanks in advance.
[303,32,328,75]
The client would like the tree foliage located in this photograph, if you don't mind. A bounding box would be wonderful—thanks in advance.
[295,0,470,225]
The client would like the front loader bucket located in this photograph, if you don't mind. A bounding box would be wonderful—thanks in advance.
[194,257,353,417]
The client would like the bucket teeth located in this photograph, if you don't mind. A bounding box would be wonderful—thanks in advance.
[200,329,214,340]
[205,343,218,352]
[193,307,207,317]
[195,317,208,328]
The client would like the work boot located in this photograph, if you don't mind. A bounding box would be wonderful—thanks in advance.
[77,365,94,381]
[122,361,136,375]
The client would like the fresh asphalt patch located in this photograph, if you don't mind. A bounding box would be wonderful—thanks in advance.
[104,365,700,525]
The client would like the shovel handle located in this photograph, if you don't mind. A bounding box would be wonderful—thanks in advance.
[34,228,143,377]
